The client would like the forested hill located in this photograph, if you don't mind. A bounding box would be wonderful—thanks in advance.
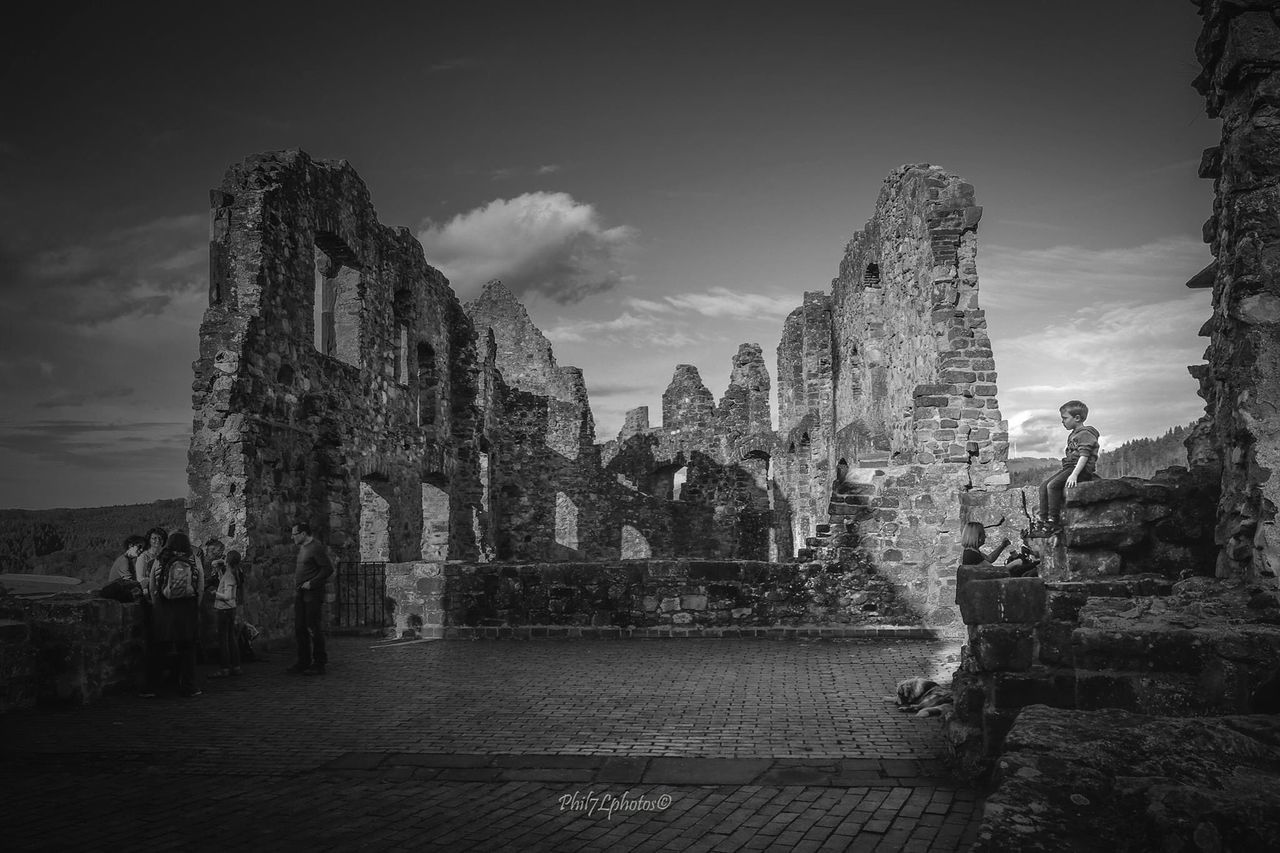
[1097,423,1194,479]
[0,499,186,582]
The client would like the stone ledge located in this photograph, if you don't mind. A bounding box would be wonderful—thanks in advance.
[973,706,1280,853]
[433,625,942,640]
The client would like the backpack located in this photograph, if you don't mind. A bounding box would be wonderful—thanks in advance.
[234,566,247,606]
[158,556,198,600]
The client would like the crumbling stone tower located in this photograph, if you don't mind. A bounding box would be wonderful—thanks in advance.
[187,150,494,637]
[775,165,1014,629]
[1188,0,1280,586]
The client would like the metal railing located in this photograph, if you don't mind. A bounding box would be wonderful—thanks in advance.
[334,561,386,630]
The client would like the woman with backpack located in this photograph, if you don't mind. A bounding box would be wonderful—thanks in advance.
[147,531,204,698]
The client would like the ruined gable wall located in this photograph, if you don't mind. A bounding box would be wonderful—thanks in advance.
[602,346,783,560]
[774,292,835,548]
[831,164,1001,471]
[465,281,605,560]
[1190,0,1280,582]
[189,150,491,638]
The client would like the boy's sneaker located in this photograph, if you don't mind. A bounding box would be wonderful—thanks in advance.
[1027,519,1057,538]
[303,664,326,676]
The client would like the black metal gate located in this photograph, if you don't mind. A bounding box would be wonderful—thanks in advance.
[334,561,386,630]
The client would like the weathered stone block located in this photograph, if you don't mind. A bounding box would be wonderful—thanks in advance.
[1065,549,1122,576]
[968,623,1035,671]
[991,670,1075,711]
[958,577,1046,625]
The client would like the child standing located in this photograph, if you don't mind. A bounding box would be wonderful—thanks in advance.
[1033,400,1101,536]
[210,550,243,678]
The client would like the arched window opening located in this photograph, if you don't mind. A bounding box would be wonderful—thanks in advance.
[359,477,392,563]
[313,232,361,366]
[648,463,687,501]
[417,342,438,427]
[421,478,450,561]
[863,262,881,288]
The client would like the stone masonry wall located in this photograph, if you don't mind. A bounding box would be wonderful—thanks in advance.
[434,559,923,635]
[1188,0,1280,583]
[775,292,835,547]
[188,150,494,642]
[831,165,1001,476]
[774,165,1011,633]
[467,281,604,561]
[0,590,145,712]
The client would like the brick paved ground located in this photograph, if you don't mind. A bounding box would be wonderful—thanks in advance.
[0,637,981,852]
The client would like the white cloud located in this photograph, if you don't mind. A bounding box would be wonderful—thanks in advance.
[418,192,638,303]
[659,287,796,320]
[545,312,697,349]
[984,235,1213,458]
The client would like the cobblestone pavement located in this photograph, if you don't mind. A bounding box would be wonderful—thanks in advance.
[0,637,981,852]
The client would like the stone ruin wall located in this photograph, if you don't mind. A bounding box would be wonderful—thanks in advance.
[187,150,496,638]
[773,164,1016,631]
[183,151,1016,640]
[1188,0,1280,586]
[595,347,782,563]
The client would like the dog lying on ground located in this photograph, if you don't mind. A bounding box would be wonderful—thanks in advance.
[896,677,954,717]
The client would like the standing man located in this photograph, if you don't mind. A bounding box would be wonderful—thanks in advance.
[287,521,333,676]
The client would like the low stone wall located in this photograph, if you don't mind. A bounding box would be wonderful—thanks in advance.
[948,572,1280,776]
[0,592,145,712]
[1042,468,1218,579]
[386,559,931,640]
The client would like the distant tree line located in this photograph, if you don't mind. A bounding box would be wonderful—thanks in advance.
[0,499,186,581]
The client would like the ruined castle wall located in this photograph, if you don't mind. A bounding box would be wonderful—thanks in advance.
[603,347,783,560]
[775,293,834,545]
[768,165,1013,631]
[188,150,491,639]
[1189,0,1280,582]
[831,165,1003,474]
[466,281,606,561]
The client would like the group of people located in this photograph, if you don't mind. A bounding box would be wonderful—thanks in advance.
[960,399,1102,575]
[104,519,335,697]
[105,527,248,697]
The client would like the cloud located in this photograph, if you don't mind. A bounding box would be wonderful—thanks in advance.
[983,235,1213,458]
[981,235,1209,318]
[536,165,561,175]
[655,288,796,321]
[545,313,697,349]
[0,419,188,469]
[0,214,208,506]
[6,213,207,326]
[35,385,135,409]
[418,192,638,303]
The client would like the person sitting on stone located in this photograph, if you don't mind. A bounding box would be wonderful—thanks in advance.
[136,527,168,599]
[108,535,147,583]
[1031,400,1101,537]
[961,521,1010,567]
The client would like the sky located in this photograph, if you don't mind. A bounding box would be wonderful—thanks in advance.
[0,1,1220,509]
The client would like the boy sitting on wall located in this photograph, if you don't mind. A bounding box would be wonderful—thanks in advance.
[1031,400,1100,537]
